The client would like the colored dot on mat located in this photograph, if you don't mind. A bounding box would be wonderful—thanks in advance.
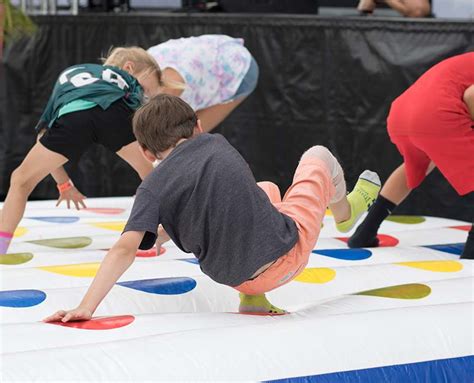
[313,248,372,261]
[294,268,336,284]
[337,234,399,248]
[117,277,197,295]
[179,258,199,265]
[0,253,34,265]
[49,315,135,330]
[26,217,79,224]
[39,263,100,277]
[424,243,464,256]
[83,208,125,215]
[385,215,426,224]
[0,289,46,307]
[136,247,166,257]
[396,260,463,272]
[27,237,92,249]
[13,227,28,238]
[450,225,472,232]
[90,222,126,232]
[356,283,431,299]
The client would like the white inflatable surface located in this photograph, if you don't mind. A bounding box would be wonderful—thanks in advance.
[1,197,473,381]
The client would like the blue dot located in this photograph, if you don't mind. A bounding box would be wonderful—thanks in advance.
[424,243,464,256]
[312,248,372,260]
[179,258,199,265]
[26,217,79,224]
[117,277,197,295]
[0,290,47,307]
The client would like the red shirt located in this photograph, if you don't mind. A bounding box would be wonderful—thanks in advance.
[388,52,474,136]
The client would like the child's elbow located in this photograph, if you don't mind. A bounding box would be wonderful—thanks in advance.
[111,242,137,261]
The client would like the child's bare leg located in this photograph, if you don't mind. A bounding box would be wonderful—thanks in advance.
[301,146,381,232]
[0,143,67,253]
[116,141,154,180]
[196,97,245,132]
[380,163,412,204]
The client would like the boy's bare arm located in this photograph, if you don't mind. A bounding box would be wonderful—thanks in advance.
[463,85,474,120]
[43,231,144,323]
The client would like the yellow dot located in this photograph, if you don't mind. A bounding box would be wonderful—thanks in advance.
[325,209,333,216]
[39,263,100,277]
[356,283,431,299]
[14,227,28,238]
[90,222,126,232]
[294,268,336,284]
[396,260,463,273]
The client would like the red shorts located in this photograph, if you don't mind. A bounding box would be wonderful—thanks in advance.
[389,131,474,196]
[386,53,474,196]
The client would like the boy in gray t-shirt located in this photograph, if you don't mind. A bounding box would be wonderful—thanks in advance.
[45,94,380,323]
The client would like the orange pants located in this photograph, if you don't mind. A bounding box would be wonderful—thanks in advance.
[235,157,335,295]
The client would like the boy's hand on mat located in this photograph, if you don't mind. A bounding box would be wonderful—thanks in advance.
[157,225,171,248]
[57,186,87,210]
[43,307,92,323]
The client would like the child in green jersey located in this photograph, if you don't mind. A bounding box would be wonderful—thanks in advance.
[0,47,178,255]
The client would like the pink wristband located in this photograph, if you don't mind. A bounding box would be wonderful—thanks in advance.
[57,180,73,193]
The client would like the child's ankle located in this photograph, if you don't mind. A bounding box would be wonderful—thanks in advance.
[0,231,14,254]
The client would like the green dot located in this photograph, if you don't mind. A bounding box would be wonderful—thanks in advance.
[27,237,92,249]
[355,283,431,299]
[385,215,426,224]
[0,253,34,265]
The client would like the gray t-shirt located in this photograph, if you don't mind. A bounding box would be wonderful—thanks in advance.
[123,133,298,286]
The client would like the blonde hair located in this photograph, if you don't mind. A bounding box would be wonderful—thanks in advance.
[103,46,184,90]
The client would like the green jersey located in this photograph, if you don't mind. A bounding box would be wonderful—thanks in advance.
[36,64,143,132]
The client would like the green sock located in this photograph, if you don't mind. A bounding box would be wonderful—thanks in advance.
[238,293,287,315]
[336,170,381,233]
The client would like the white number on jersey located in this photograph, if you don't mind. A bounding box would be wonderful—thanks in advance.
[102,69,128,90]
[58,67,129,89]
[69,72,100,87]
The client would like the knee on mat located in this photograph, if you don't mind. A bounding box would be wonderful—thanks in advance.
[301,146,340,176]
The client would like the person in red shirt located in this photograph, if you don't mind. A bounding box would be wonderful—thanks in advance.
[349,52,474,259]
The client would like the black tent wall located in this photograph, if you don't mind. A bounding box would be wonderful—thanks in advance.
[0,14,473,220]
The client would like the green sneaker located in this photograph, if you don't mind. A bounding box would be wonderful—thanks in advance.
[336,170,381,233]
[238,293,288,315]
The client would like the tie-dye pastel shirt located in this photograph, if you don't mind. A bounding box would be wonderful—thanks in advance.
[148,35,252,111]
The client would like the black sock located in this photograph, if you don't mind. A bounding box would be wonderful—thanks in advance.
[348,195,397,248]
[460,221,474,260]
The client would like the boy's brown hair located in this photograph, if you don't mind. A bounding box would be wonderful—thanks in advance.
[133,94,198,155]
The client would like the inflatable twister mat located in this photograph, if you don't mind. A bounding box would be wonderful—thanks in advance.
[1,197,473,381]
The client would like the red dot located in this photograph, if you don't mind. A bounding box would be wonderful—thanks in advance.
[450,225,472,232]
[377,234,399,247]
[337,234,399,247]
[49,315,135,330]
[136,247,166,257]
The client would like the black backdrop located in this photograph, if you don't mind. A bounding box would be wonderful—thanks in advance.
[1,14,473,220]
